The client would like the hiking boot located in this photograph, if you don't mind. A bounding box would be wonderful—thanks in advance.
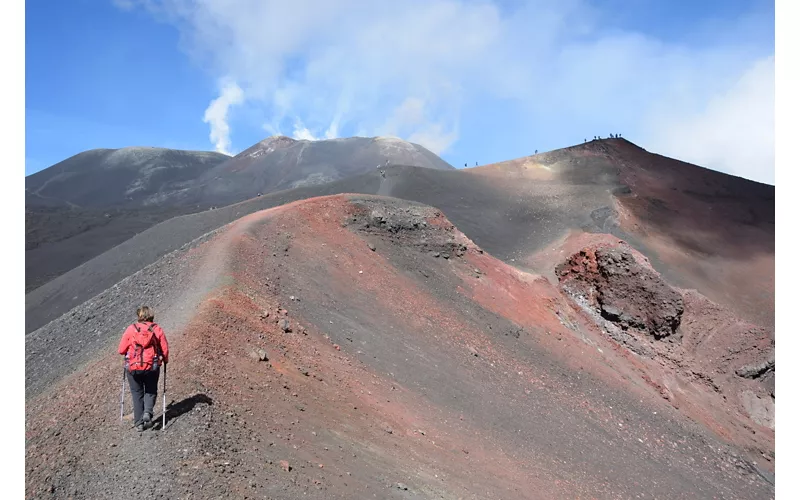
[135,421,145,432]
[142,412,152,424]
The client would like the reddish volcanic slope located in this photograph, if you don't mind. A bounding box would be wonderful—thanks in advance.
[471,139,774,329]
[26,195,773,499]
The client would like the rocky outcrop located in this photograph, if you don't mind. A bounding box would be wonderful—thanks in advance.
[735,352,775,379]
[740,390,775,429]
[556,246,684,339]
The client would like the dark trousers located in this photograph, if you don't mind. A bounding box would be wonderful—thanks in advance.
[127,368,160,423]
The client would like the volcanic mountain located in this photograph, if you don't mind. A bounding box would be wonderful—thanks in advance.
[24,146,230,209]
[25,136,453,291]
[24,137,452,211]
[181,135,455,207]
[25,139,775,498]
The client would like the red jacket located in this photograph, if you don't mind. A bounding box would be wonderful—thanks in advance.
[118,322,169,369]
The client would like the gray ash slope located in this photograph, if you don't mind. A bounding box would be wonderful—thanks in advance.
[24,146,228,290]
[25,205,196,292]
[25,136,451,210]
[25,147,230,208]
[25,136,452,292]
[181,135,454,206]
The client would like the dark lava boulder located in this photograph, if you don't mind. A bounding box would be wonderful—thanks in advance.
[557,246,684,339]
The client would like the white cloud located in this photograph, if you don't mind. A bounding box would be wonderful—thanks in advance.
[121,0,774,183]
[377,97,459,154]
[383,97,426,132]
[408,124,459,155]
[202,79,244,155]
[111,0,136,11]
[643,56,775,184]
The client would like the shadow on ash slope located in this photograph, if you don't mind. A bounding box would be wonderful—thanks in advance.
[26,195,773,499]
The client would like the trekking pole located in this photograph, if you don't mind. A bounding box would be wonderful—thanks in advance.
[120,366,126,422]
[162,363,167,429]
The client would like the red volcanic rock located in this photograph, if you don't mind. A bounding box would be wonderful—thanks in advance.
[557,246,683,339]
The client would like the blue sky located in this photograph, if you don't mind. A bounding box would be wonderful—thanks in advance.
[26,0,774,183]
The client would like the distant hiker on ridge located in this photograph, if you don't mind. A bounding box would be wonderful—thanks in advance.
[118,306,169,431]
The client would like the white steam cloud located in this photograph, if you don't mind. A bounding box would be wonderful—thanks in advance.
[203,80,244,155]
[292,119,318,141]
[120,0,774,183]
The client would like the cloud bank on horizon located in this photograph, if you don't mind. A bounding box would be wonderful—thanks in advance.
[117,0,775,184]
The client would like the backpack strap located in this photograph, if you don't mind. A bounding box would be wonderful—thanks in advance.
[149,323,163,360]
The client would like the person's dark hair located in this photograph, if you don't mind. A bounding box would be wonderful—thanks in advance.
[137,306,155,323]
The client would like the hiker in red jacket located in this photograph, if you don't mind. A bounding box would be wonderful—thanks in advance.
[118,306,169,431]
